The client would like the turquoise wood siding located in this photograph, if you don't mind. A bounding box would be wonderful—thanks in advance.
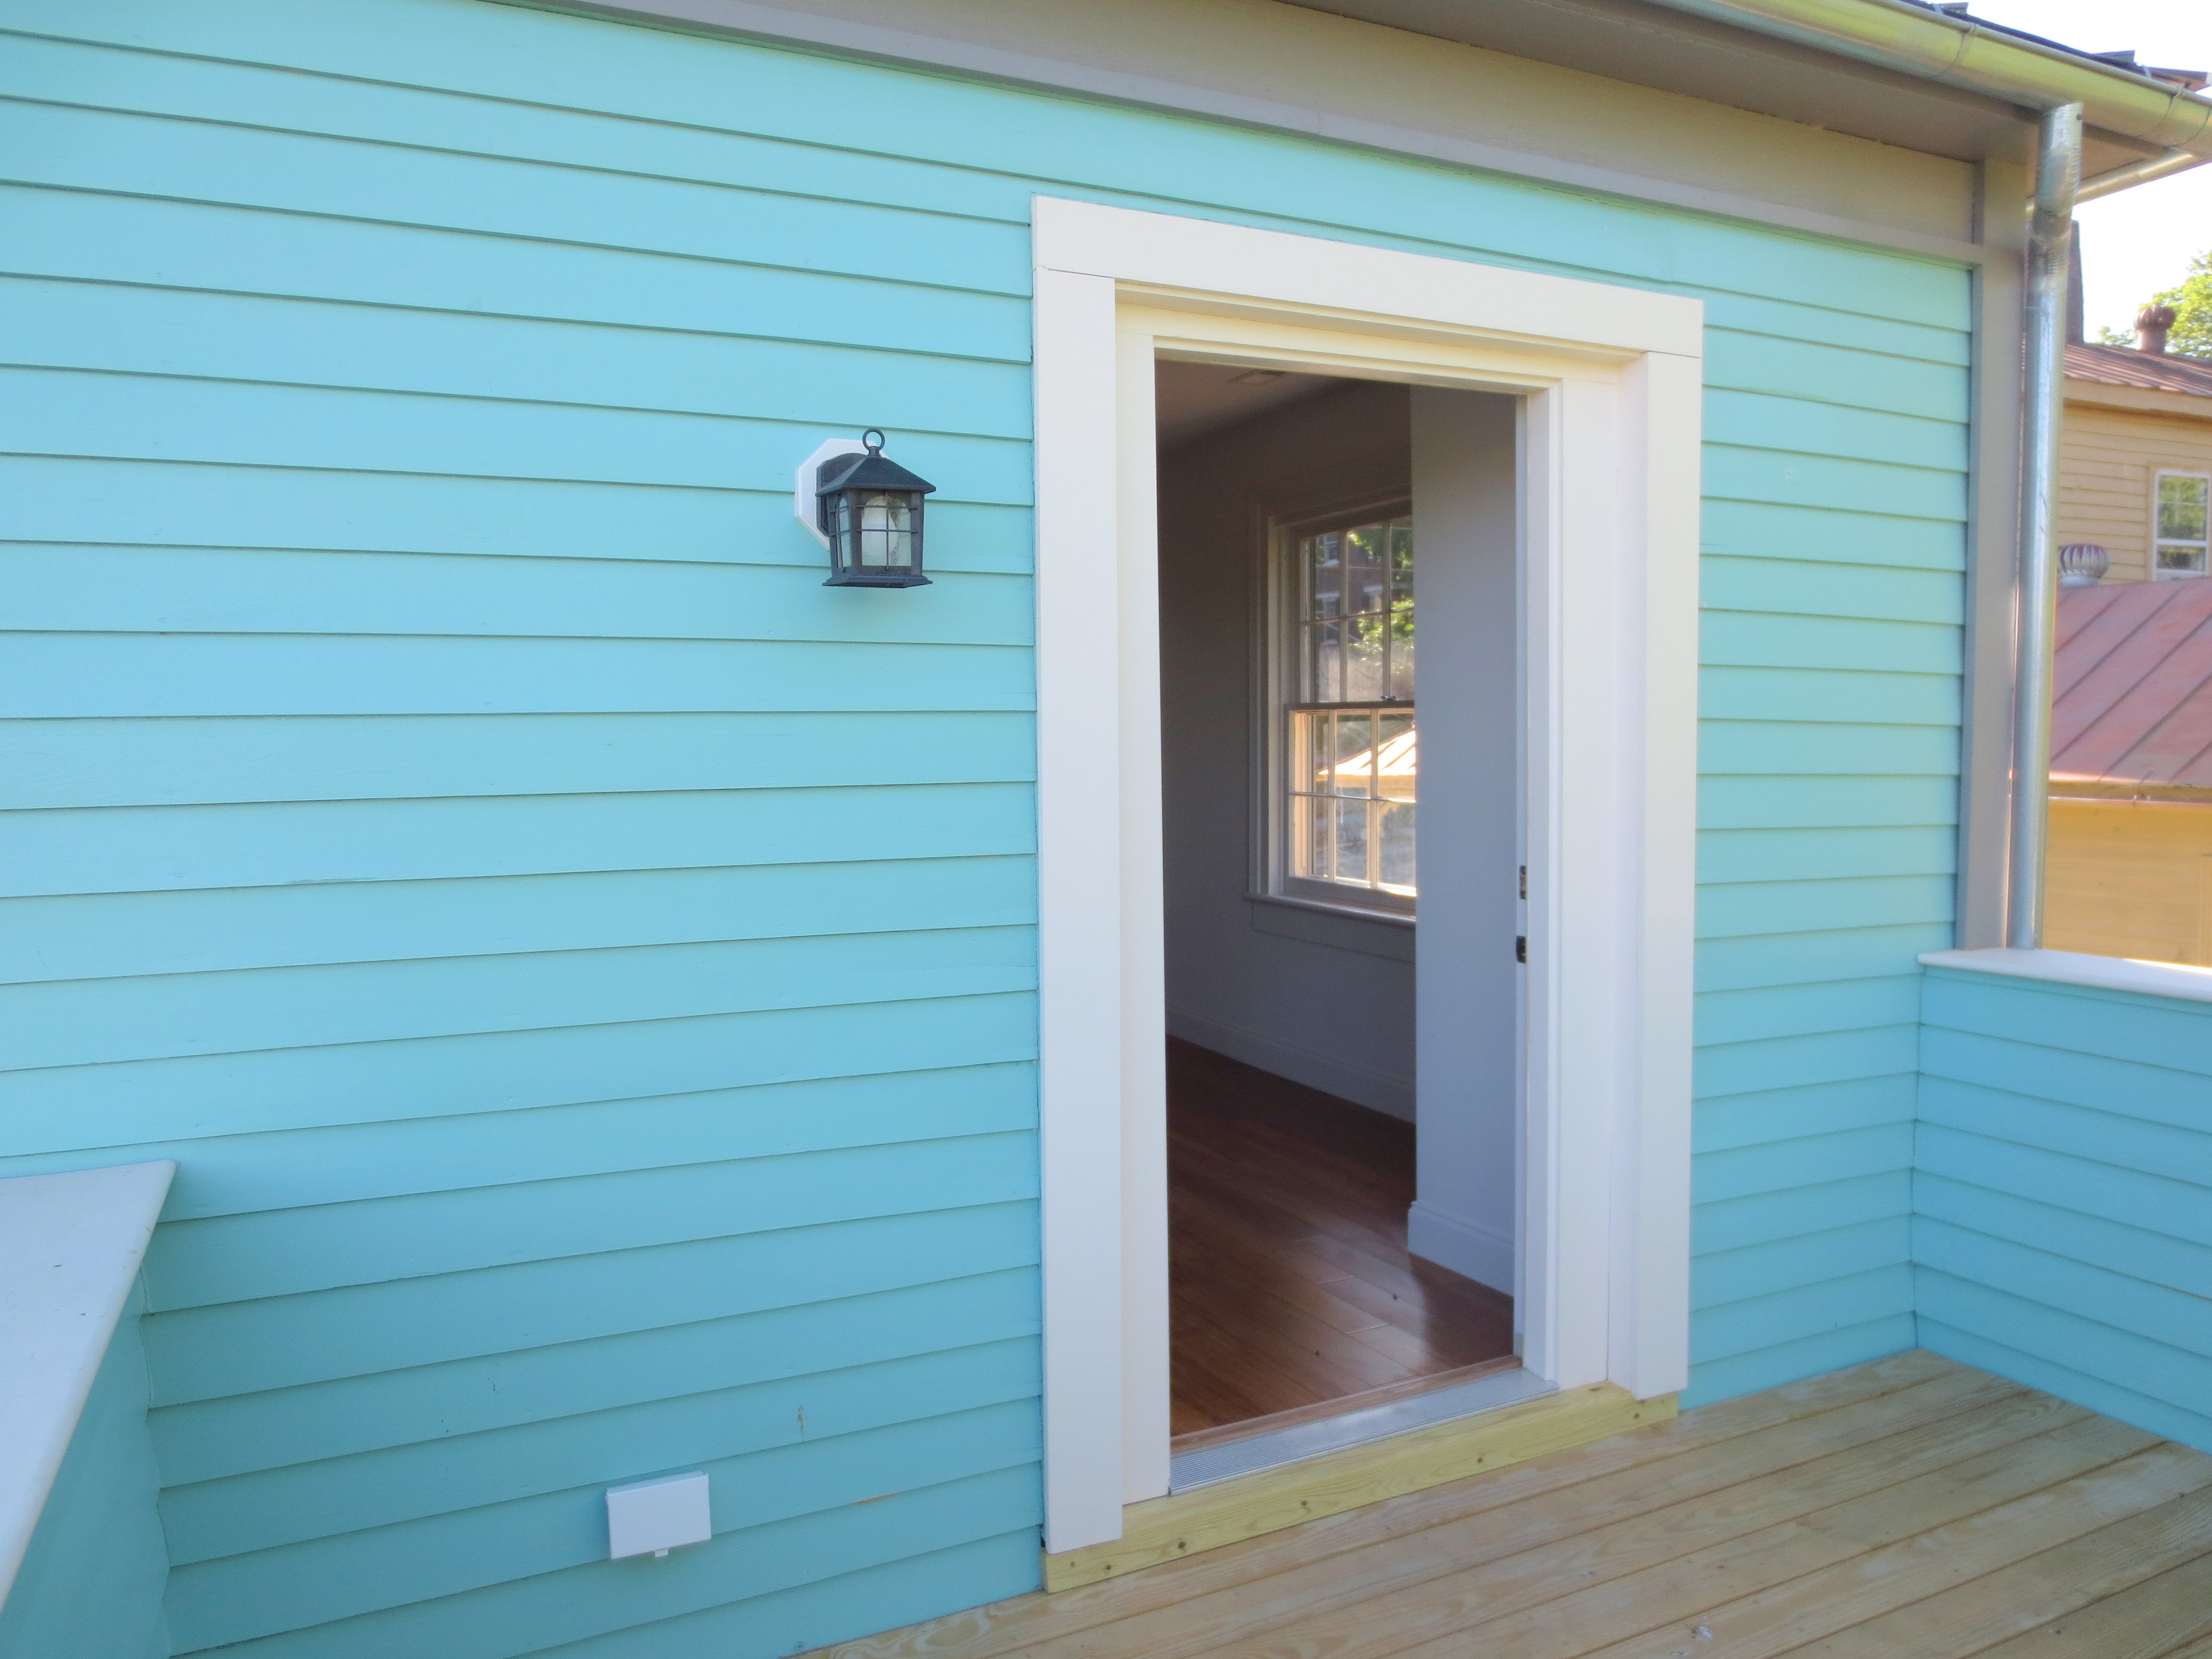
[1917,968,2212,1455]
[0,0,1968,1649]
[1690,354,1967,1398]
[0,1291,170,1659]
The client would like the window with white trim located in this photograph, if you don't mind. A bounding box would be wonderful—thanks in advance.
[1272,504,1416,914]
[2153,471,2210,577]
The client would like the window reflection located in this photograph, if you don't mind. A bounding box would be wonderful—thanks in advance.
[1286,513,1415,902]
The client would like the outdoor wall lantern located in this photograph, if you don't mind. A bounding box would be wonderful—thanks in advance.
[793,430,936,588]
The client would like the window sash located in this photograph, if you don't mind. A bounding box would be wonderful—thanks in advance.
[1272,507,1416,911]
[2153,472,2210,577]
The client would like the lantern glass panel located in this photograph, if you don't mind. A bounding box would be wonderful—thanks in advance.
[855,491,916,570]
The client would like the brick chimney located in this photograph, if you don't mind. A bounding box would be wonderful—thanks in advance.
[2138,304,2176,356]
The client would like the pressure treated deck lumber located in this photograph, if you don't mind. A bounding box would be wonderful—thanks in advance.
[1386,1414,2168,1659]
[1029,1370,2044,1659]
[824,1349,1957,1659]
[1966,1551,2212,1659]
[811,1351,2212,1659]
[1781,1485,2212,1659]
[1182,1391,2097,1659]
[1042,1381,1672,1589]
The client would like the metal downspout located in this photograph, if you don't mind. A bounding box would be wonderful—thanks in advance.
[2005,102,2081,950]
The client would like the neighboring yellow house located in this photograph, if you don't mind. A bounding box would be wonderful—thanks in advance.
[2058,336,2212,580]
[2045,335,2212,965]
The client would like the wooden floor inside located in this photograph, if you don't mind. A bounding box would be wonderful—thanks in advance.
[815,1350,2212,1659]
[1168,1039,1516,1439]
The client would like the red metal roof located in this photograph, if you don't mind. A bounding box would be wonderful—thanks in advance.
[2052,578,2212,795]
[2066,341,2212,400]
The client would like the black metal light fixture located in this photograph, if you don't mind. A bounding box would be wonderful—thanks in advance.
[815,430,936,588]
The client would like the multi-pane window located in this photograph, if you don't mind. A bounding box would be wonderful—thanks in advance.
[2154,472,2211,577]
[1281,512,1416,909]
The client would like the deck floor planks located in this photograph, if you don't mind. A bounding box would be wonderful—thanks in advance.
[1557,1443,2212,1659]
[1964,1551,2212,1659]
[817,1353,1969,1659]
[1048,1387,2079,1659]
[811,1353,2212,1659]
[1785,1487,2212,1659]
[1341,1409,2155,1659]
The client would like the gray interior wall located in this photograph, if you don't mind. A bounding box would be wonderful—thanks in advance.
[1408,388,1522,1295]
[1158,379,1419,1119]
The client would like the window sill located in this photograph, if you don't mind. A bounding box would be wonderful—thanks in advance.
[1250,891,1415,927]
[1248,893,1414,962]
[1919,947,2212,1006]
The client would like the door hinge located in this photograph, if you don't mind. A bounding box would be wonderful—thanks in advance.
[1518,864,1527,900]
[1515,935,1527,962]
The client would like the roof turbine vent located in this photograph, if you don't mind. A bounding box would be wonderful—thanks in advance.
[2058,543,2110,588]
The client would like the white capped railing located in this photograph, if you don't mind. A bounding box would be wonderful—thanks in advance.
[0,1162,174,1650]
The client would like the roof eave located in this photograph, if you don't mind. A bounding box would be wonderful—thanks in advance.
[1637,0,2212,165]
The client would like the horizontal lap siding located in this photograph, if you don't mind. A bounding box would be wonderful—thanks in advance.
[4,4,1049,1651]
[0,0,1968,1649]
[2058,402,2212,585]
[1915,970,2212,1455]
[1691,404,1965,1402]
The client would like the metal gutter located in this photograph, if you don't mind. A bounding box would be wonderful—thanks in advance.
[1636,0,2212,177]
[2076,146,2211,203]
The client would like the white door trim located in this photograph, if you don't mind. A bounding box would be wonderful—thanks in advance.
[1032,197,1701,1552]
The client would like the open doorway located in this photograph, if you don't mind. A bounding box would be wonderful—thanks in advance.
[1033,203,1697,1548]
[1154,361,1526,1461]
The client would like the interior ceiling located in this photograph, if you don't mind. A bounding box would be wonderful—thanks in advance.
[1154,360,1345,449]
[1283,0,2163,172]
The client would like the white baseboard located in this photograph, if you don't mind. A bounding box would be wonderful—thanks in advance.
[1166,1007,1415,1122]
[1408,1201,1513,1294]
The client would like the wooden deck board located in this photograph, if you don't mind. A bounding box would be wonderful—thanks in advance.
[808,1353,2212,1659]
[1387,1415,2166,1659]
[1963,1550,2212,1659]
[1039,1389,2070,1659]
[1174,1390,2089,1659]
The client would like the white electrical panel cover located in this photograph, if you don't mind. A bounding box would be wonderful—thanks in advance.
[606,1471,712,1559]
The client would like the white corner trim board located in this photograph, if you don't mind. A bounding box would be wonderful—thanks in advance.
[0,1161,175,1607]
[1032,197,1701,1553]
[1922,946,2212,1005]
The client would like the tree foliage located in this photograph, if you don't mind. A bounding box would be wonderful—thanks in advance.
[2151,248,2212,359]
[2092,248,2212,357]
